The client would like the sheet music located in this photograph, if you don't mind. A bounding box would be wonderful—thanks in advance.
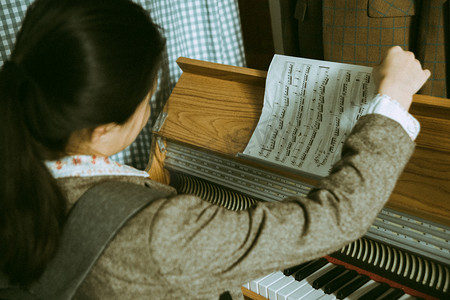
[243,55,376,177]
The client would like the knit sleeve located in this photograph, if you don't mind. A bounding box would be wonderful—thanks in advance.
[146,114,415,299]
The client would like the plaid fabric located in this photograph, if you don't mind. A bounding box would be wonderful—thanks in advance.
[322,0,448,98]
[367,0,417,17]
[0,0,246,169]
[323,0,417,66]
[0,0,33,62]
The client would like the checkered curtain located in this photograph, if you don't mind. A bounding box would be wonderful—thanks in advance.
[0,0,33,62]
[0,0,246,170]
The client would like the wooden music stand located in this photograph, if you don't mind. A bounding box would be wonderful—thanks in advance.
[150,57,450,227]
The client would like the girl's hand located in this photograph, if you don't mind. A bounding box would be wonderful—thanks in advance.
[373,46,431,110]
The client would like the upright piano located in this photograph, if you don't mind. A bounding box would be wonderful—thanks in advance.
[148,57,450,300]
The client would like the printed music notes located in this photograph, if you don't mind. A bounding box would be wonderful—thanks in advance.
[242,55,375,177]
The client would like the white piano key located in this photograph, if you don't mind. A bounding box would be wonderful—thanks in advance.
[242,282,250,289]
[287,263,335,300]
[343,280,378,299]
[250,272,275,294]
[287,285,316,300]
[317,293,337,300]
[301,288,325,299]
[258,271,286,297]
[276,279,309,300]
[268,275,295,300]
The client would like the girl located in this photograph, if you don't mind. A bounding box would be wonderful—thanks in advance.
[0,0,429,298]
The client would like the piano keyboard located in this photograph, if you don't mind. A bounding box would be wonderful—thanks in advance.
[243,235,449,300]
[244,257,423,300]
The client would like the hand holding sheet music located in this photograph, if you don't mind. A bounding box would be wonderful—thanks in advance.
[242,55,376,178]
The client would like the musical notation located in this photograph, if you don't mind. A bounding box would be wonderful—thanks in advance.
[243,55,376,177]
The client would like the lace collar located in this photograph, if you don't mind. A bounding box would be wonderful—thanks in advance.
[45,155,149,178]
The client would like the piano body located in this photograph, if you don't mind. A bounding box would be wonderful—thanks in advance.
[149,57,450,300]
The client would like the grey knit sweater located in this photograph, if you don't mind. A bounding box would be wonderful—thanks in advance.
[56,114,415,299]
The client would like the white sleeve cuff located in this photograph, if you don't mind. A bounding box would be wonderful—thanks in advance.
[365,94,420,140]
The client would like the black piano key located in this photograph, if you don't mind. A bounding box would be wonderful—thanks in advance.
[377,288,405,300]
[336,275,370,299]
[312,265,346,289]
[283,260,311,276]
[358,282,390,300]
[294,258,328,281]
[323,269,358,294]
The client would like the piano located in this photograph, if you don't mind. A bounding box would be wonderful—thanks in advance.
[148,57,450,300]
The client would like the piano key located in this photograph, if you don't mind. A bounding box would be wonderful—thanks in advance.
[250,273,274,294]
[377,288,405,300]
[267,275,295,300]
[358,282,390,300]
[312,265,346,289]
[318,293,337,300]
[286,264,336,299]
[275,278,309,300]
[287,287,324,300]
[294,258,329,281]
[323,270,358,294]
[336,275,370,299]
[284,261,312,276]
[258,271,286,297]
[342,280,379,299]
[286,284,315,300]
[396,295,418,300]
[302,288,325,299]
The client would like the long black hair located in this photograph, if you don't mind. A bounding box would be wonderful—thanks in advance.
[0,0,165,285]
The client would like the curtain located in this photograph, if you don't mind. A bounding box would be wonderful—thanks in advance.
[0,0,246,169]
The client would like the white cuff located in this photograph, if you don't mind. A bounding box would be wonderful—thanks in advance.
[365,94,420,140]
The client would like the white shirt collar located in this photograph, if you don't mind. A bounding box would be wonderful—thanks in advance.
[45,155,149,178]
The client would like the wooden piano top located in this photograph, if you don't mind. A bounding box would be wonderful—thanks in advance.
[151,57,450,227]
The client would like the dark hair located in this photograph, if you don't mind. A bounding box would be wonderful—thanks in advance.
[0,0,165,285]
